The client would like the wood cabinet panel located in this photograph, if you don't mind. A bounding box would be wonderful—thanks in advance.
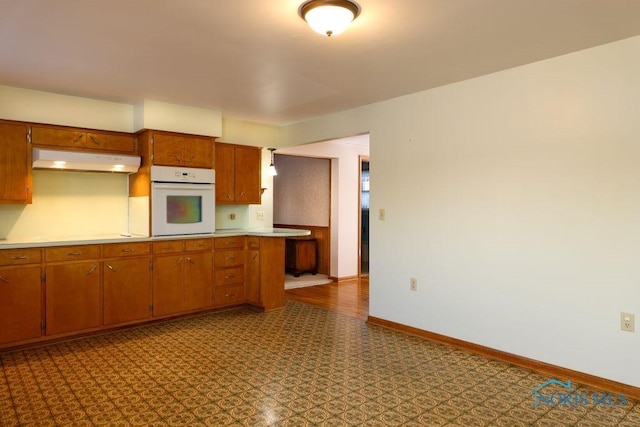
[183,252,213,311]
[31,126,85,148]
[234,146,261,203]
[214,284,245,306]
[245,249,260,305]
[86,132,135,153]
[0,122,32,204]
[214,250,244,268]
[45,245,100,262]
[45,261,101,335]
[103,242,151,258]
[152,255,184,316]
[214,266,244,286]
[215,143,261,204]
[214,236,245,250]
[152,132,214,168]
[0,248,41,266]
[103,257,152,325]
[0,266,42,344]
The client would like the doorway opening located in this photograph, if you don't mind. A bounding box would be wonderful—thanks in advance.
[359,156,369,277]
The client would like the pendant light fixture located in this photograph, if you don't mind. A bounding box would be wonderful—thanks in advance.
[299,0,361,37]
[268,148,278,176]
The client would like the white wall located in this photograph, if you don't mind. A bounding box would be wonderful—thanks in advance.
[277,139,369,279]
[280,36,640,388]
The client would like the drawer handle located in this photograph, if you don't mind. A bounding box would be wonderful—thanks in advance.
[225,293,235,298]
[0,275,9,284]
[107,264,117,273]
[224,256,235,261]
[86,265,97,275]
[122,248,135,253]
[9,255,29,260]
[224,275,234,279]
[161,245,173,250]
[193,244,204,248]
[67,251,82,256]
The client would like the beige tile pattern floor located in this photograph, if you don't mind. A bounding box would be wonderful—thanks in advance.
[1,300,638,426]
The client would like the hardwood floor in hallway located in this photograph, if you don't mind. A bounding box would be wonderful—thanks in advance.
[285,277,369,320]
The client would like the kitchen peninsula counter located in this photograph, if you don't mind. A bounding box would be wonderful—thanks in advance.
[0,228,310,250]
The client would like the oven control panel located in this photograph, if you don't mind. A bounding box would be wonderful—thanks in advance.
[150,166,215,184]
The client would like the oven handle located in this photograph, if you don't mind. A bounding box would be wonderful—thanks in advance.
[152,183,214,190]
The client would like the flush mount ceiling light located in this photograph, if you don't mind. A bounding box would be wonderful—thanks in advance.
[299,0,361,37]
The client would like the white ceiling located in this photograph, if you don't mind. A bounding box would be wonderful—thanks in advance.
[2,0,640,126]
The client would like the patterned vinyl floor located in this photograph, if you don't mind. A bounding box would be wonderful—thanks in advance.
[0,300,638,426]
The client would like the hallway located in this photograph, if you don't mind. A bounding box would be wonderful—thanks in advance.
[285,277,369,320]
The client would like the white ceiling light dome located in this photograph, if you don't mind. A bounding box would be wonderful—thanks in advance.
[299,0,361,37]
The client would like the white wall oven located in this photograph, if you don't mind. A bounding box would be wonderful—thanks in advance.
[150,166,215,236]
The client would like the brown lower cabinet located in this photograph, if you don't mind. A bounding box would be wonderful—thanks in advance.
[0,235,288,350]
[0,266,42,344]
[45,261,101,335]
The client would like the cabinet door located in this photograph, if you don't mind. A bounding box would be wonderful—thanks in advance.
[0,266,42,344]
[183,252,213,311]
[31,126,86,148]
[46,262,101,335]
[234,146,261,204]
[152,255,184,316]
[245,249,260,305]
[86,132,136,153]
[183,136,214,168]
[0,122,31,204]
[215,143,235,202]
[152,133,185,166]
[103,258,152,325]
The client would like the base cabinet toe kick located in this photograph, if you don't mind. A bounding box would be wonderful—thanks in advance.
[0,235,287,350]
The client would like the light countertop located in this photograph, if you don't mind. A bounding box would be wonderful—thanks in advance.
[0,228,310,250]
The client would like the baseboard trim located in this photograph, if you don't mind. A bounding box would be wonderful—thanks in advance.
[367,316,640,400]
[330,275,358,282]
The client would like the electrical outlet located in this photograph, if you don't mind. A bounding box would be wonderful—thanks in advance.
[379,208,386,221]
[256,211,265,220]
[621,312,635,332]
[410,278,417,291]
[230,213,236,220]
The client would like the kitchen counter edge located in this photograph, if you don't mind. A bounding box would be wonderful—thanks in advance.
[0,228,311,250]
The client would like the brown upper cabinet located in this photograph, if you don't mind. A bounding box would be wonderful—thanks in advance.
[0,121,32,204]
[215,142,262,204]
[31,124,136,154]
[148,131,214,168]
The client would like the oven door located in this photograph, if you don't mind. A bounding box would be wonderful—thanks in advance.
[151,182,215,236]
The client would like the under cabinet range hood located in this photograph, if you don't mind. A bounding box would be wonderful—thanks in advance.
[32,148,141,173]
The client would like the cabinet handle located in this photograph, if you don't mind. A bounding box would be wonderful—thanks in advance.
[0,275,9,284]
[224,275,234,280]
[239,192,245,198]
[174,154,183,163]
[223,192,231,200]
[186,257,195,264]
[86,264,97,275]
[224,256,235,261]
[252,254,258,260]
[107,264,116,273]
[122,248,135,253]
[73,134,83,144]
[225,293,235,298]
[9,255,29,260]
[173,257,183,267]
[90,135,100,145]
[67,251,82,256]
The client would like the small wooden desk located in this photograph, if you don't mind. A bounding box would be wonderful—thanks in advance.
[285,237,317,277]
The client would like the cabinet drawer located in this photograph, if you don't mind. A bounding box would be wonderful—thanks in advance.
[186,238,212,252]
[103,242,151,258]
[214,236,245,250]
[214,250,244,268]
[86,132,135,153]
[0,248,42,266]
[214,284,245,306]
[45,245,100,262]
[152,240,184,254]
[247,237,260,250]
[215,267,244,286]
